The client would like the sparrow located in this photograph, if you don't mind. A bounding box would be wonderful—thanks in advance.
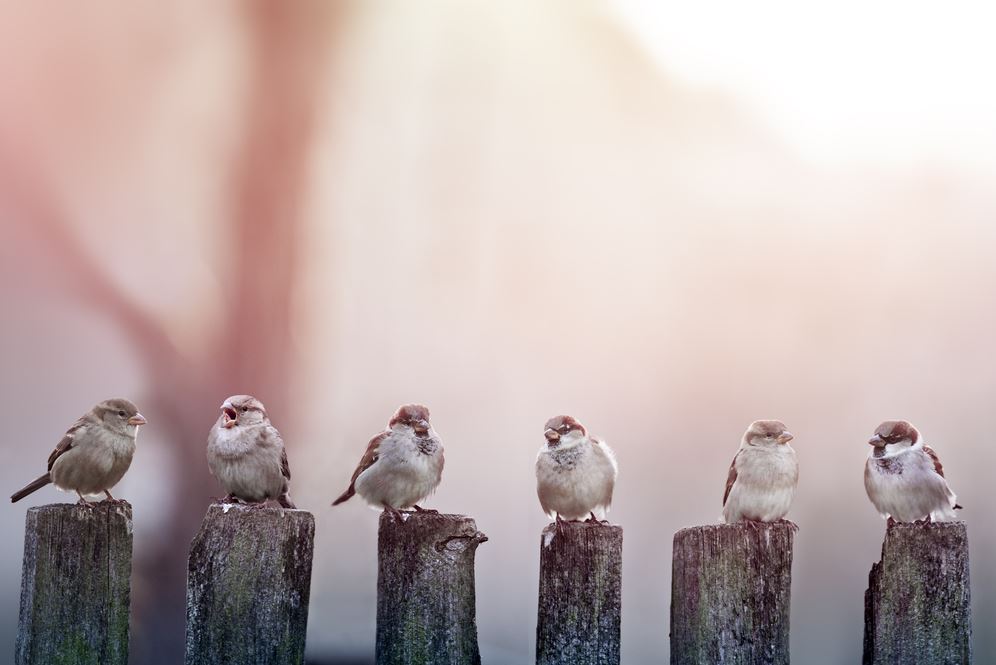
[864,420,962,523]
[332,404,443,513]
[11,398,146,504]
[206,395,295,509]
[535,415,618,523]
[722,420,798,524]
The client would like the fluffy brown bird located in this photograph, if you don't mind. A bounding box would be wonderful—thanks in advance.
[332,404,443,512]
[11,398,146,504]
[207,395,295,508]
[864,420,961,523]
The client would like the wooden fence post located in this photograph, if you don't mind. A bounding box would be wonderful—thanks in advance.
[15,501,133,665]
[185,504,315,665]
[670,521,795,665]
[376,511,488,665]
[863,521,971,665]
[535,521,623,665]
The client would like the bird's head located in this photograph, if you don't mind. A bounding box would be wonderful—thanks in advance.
[96,398,146,436]
[543,415,587,448]
[389,404,432,436]
[868,420,919,458]
[743,420,794,448]
[220,395,268,429]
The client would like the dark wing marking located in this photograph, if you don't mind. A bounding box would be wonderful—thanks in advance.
[349,431,386,486]
[281,448,291,481]
[332,431,388,505]
[46,418,88,471]
[722,451,740,507]
[922,445,945,477]
[923,445,963,509]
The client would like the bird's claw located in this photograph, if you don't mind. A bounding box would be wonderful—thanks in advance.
[412,505,438,514]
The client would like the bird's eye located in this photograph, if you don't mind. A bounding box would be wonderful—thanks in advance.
[241,406,248,412]
[117,410,126,417]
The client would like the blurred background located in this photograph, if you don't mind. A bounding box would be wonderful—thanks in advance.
[1,1,995,663]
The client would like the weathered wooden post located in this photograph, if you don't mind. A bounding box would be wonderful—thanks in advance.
[185,503,315,665]
[16,501,133,665]
[670,521,795,665]
[535,521,623,665]
[376,511,488,665]
[863,521,971,665]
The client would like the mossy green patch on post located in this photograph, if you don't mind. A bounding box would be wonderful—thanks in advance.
[535,521,623,665]
[184,504,315,665]
[376,511,487,665]
[670,521,794,665]
[863,521,971,665]
[16,502,133,665]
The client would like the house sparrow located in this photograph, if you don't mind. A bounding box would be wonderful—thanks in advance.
[722,420,798,524]
[332,404,443,513]
[207,395,295,509]
[864,420,962,523]
[536,415,617,522]
[11,398,146,504]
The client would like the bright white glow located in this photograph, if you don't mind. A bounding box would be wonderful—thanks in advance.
[612,0,996,169]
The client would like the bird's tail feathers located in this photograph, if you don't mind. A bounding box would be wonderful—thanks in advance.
[11,473,52,503]
[331,486,354,506]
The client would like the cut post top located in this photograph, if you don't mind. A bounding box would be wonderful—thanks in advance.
[25,500,133,521]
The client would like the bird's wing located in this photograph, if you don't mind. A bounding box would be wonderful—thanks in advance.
[263,425,291,481]
[332,431,389,505]
[922,444,962,509]
[350,431,387,485]
[46,418,88,471]
[591,437,619,474]
[281,448,291,481]
[922,445,946,477]
[722,451,740,507]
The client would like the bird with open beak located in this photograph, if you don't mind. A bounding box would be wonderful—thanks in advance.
[864,420,961,523]
[332,404,443,514]
[535,415,618,523]
[11,398,146,504]
[207,394,295,508]
[722,420,798,523]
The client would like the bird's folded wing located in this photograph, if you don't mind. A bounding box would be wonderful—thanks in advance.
[263,426,291,480]
[722,452,740,506]
[46,419,87,470]
[350,431,388,485]
[922,445,946,477]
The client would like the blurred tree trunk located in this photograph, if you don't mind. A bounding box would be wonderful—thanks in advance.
[1,2,339,663]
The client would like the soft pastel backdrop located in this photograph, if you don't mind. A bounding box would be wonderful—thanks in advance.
[1,2,994,663]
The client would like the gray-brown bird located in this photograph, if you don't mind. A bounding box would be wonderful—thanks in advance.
[722,420,798,523]
[207,395,295,508]
[11,398,146,504]
[864,420,961,523]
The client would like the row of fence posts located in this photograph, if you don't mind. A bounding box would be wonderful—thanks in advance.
[14,502,971,664]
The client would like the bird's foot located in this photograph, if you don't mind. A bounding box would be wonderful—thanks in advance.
[412,504,438,514]
[75,493,94,508]
[886,516,897,528]
[212,494,241,505]
[101,491,127,505]
[383,505,404,519]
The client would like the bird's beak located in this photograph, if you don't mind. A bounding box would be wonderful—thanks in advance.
[777,431,794,444]
[414,421,429,436]
[128,413,147,426]
[222,407,238,428]
[545,429,560,443]
[868,434,884,446]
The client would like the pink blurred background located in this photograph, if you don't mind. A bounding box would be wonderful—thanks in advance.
[1,2,994,663]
